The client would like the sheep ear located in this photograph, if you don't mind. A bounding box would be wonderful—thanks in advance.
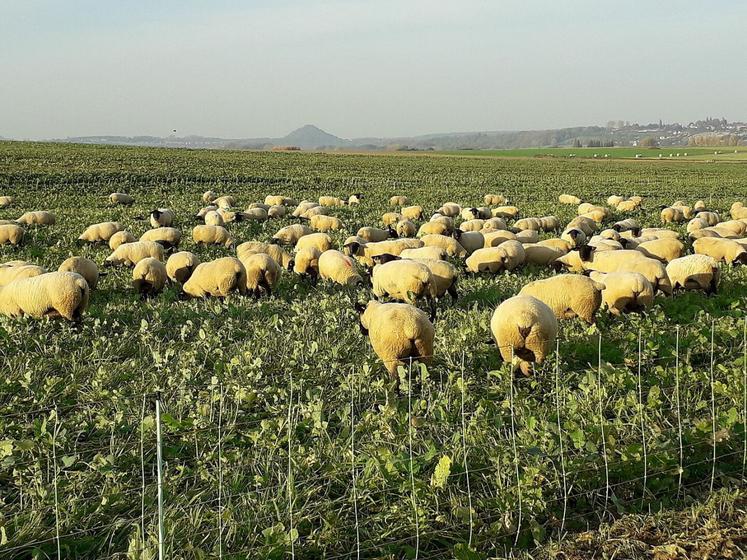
[287,259,295,272]
[579,245,594,262]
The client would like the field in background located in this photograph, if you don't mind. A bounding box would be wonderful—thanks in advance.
[0,141,746,559]
[435,146,747,161]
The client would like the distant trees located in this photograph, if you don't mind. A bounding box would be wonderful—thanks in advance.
[688,133,741,147]
[639,137,659,148]
[572,139,582,148]
[586,139,614,148]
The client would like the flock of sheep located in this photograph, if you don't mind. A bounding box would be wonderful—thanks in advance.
[1,190,747,378]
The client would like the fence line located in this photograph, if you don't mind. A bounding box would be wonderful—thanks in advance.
[2,317,746,559]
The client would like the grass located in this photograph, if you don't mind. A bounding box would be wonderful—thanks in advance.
[0,140,745,559]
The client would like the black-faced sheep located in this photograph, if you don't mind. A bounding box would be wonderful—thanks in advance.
[132,257,167,297]
[182,257,247,298]
[0,272,89,321]
[58,257,100,290]
[358,301,435,379]
[518,274,602,323]
[666,255,720,294]
[490,295,557,376]
[166,252,200,284]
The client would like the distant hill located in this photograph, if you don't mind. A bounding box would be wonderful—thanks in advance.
[38,118,747,151]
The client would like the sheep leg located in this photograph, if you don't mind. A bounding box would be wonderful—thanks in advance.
[448,283,458,301]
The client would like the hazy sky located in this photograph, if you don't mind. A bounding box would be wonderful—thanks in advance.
[2,0,745,139]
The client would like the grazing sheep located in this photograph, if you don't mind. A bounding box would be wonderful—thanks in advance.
[309,214,343,233]
[411,259,458,300]
[612,218,641,235]
[304,206,329,219]
[635,238,684,263]
[729,202,747,220]
[292,201,320,218]
[420,234,467,258]
[140,227,182,249]
[514,217,543,232]
[401,205,424,221]
[693,237,747,265]
[617,198,643,212]
[483,229,517,248]
[352,239,423,268]
[348,193,363,205]
[16,211,55,226]
[196,205,218,220]
[518,274,602,323]
[687,218,708,234]
[357,226,395,243]
[396,220,416,238]
[588,237,623,252]
[109,192,134,205]
[0,224,25,245]
[319,196,346,207]
[599,229,621,241]
[166,251,200,284]
[240,253,280,297]
[358,301,435,378]
[265,195,294,207]
[537,238,570,254]
[452,230,484,255]
[0,196,14,208]
[372,259,436,305]
[496,240,526,270]
[296,232,333,253]
[0,272,89,321]
[559,194,582,205]
[484,194,507,205]
[713,220,747,237]
[492,206,520,219]
[273,224,313,246]
[292,247,321,279]
[265,205,284,219]
[555,247,672,294]
[466,247,505,273]
[105,241,164,267]
[78,222,124,244]
[660,206,685,224]
[318,250,364,286]
[695,211,720,226]
[638,228,680,240]
[430,213,455,228]
[389,195,409,207]
[561,227,587,249]
[522,244,565,266]
[540,216,560,232]
[694,200,708,212]
[108,230,136,251]
[417,222,450,237]
[215,209,244,224]
[192,225,233,248]
[243,207,268,221]
[236,241,293,270]
[460,219,484,232]
[607,195,625,207]
[182,257,247,298]
[589,271,654,315]
[150,208,175,228]
[0,263,45,288]
[666,255,720,294]
[437,203,461,217]
[342,236,367,258]
[481,217,508,232]
[202,190,217,204]
[400,246,446,260]
[212,196,236,209]
[515,230,538,244]
[490,295,558,376]
[132,257,167,296]
[567,216,597,236]
[382,212,404,226]
[204,210,224,226]
[58,257,99,290]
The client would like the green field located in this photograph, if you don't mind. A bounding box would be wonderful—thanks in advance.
[436,146,747,161]
[0,141,746,559]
